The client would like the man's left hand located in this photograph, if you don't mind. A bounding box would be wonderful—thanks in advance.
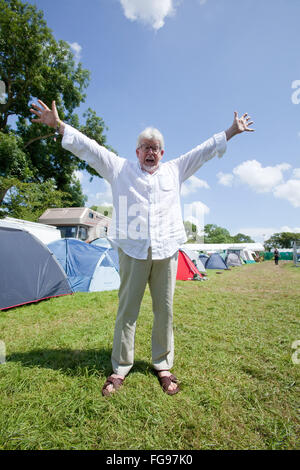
[226,111,255,141]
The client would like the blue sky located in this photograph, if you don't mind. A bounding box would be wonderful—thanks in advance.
[26,0,300,242]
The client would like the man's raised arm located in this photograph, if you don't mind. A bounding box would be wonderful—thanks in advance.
[30,99,122,183]
[172,111,255,184]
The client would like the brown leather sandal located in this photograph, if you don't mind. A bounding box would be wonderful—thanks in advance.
[102,375,125,396]
[155,370,180,396]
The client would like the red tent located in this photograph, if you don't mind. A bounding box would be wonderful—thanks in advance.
[176,250,204,280]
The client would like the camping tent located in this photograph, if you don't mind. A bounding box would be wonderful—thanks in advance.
[227,248,255,264]
[48,238,120,292]
[181,248,206,273]
[90,237,111,248]
[199,253,209,267]
[90,237,119,270]
[205,253,228,270]
[243,249,256,264]
[225,252,243,267]
[177,250,204,280]
[0,216,61,244]
[0,227,72,310]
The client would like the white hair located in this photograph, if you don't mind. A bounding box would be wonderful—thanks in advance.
[136,127,164,150]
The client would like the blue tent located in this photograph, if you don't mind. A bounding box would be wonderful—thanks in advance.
[205,253,228,270]
[199,253,209,267]
[48,238,120,292]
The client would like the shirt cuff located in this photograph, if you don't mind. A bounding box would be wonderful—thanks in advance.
[214,131,227,158]
[62,123,75,147]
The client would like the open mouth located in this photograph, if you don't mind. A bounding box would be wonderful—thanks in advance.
[145,157,155,164]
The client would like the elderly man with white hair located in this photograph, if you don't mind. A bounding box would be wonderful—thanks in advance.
[30,99,254,396]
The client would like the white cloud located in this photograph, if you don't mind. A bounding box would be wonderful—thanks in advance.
[181,175,209,197]
[218,159,300,209]
[280,225,300,233]
[68,42,82,63]
[233,160,291,193]
[217,171,234,187]
[273,179,300,208]
[238,226,300,242]
[119,0,176,30]
[237,227,278,242]
[95,180,113,206]
[86,180,113,207]
[292,168,300,178]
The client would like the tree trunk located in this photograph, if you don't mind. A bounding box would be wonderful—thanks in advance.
[0,186,10,205]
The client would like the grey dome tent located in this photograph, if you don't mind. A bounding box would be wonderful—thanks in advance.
[0,227,72,310]
[199,253,209,267]
[205,253,228,270]
[225,252,243,267]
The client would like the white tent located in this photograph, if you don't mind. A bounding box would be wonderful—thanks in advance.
[183,242,264,252]
[89,250,120,292]
[180,247,206,273]
[0,217,61,244]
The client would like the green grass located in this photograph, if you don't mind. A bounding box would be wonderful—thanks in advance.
[0,261,299,450]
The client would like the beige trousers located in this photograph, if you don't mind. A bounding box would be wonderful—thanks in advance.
[111,248,179,376]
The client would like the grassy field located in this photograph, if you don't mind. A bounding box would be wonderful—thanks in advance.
[0,260,299,450]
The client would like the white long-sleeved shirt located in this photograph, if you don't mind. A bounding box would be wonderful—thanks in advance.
[62,124,227,260]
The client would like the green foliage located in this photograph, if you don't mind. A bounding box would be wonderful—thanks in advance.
[183,223,255,244]
[204,224,232,243]
[264,232,300,250]
[0,0,90,129]
[0,132,33,206]
[90,205,113,218]
[0,0,113,217]
[184,220,198,241]
[0,132,31,179]
[231,232,255,243]
[2,179,71,221]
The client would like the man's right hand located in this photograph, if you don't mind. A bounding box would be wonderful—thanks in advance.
[30,99,61,129]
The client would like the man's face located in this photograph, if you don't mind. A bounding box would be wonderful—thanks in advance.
[136,139,164,174]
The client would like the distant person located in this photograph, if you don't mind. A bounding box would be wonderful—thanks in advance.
[274,248,280,265]
[30,99,254,396]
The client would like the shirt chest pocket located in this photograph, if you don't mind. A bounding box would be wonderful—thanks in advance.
[159,175,173,191]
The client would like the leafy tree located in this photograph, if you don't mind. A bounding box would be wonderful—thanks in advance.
[231,232,254,243]
[90,205,113,218]
[0,0,114,215]
[0,132,32,204]
[184,220,199,241]
[0,0,89,130]
[264,232,300,250]
[1,179,71,221]
[204,224,233,243]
